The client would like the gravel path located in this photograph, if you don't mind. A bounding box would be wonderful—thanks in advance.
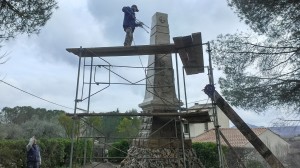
[83,162,119,168]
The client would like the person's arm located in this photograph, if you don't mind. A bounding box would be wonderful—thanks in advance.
[26,137,35,151]
[38,147,42,165]
[135,21,143,27]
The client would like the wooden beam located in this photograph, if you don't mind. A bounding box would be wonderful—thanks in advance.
[173,32,204,75]
[66,44,177,57]
[66,111,211,123]
[204,88,285,168]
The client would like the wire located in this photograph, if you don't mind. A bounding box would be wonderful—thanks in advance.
[0,79,74,110]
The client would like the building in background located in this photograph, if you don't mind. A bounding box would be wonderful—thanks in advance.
[184,103,230,138]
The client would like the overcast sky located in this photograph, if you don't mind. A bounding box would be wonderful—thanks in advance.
[0,0,286,127]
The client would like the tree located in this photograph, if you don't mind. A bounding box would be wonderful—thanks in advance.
[58,113,80,138]
[0,0,58,40]
[211,0,300,113]
[0,106,64,124]
[117,109,141,138]
[0,106,66,139]
[117,117,140,138]
[100,111,122,141]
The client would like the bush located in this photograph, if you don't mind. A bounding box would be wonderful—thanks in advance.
[0,139,27,167]
[0,138,92,168]
[108,140,130,163]
[192,142,228,168]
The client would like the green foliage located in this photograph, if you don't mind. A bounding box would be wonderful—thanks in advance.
[0,138,92,168]
[117,117,141,138]
[72,138,93,165]
[0,139,27,167]
[0,0,58,40]
[0,106,65,125]
[192,142,228,168]
[108,140,130,163]
[227,0,298,38]
[211,1,300,112]
[58,113,79,138]
[0,106,66,139]
[100,111,122,141]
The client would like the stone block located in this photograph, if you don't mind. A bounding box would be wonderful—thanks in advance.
[151,12,168,28]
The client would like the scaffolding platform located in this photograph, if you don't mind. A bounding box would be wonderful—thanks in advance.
[67,111,211,123]
[66,33,204,75]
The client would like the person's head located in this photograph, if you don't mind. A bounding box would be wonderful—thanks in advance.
[131,5,139,12]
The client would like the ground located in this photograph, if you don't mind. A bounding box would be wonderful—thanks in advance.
[83,162,119,168]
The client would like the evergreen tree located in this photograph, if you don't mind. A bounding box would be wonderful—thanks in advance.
[0,0,58,40]
[211,0,300,112]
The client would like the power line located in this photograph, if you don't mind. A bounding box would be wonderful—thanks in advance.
[0,79,74,110]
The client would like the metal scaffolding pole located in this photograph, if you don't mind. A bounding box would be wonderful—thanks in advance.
[175,52,187,168]
[69,47,83,168]
[206,41,225,168]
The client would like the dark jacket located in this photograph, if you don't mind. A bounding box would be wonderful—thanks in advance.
[27,144,41,163]
[122,6,139,32]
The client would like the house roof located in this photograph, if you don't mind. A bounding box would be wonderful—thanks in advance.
[192,128,268,147]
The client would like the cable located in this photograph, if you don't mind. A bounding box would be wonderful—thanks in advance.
[0,79,74,110]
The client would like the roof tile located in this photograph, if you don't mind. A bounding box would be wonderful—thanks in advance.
[192,128,268,147]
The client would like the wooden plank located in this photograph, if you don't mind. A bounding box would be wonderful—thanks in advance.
[67,111,210,124]
[219,131,247,168]
[66,44,177,57]
[173,36,189,66]
[173,36,198,75]
[205,89,285,168]
[173,33,204,75]
[191,32,204,73]
[183,111,211,123]
[66,111,209,119]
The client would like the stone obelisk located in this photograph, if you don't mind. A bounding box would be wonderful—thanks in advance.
[120,12,204,168]
[138,12,181,113]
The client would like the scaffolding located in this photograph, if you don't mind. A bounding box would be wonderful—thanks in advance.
[66,33,226,168]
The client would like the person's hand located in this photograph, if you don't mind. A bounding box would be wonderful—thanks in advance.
[29,137,34,143]
[137,22,143,27]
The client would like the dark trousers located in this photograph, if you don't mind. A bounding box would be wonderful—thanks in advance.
[27,161,40,168]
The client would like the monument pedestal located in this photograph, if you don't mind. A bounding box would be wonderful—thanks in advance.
[120,146,204,168]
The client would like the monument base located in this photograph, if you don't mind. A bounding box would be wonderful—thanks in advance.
[120,146,205,168]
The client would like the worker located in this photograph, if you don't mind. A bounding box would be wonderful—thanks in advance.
[122,5,142,46]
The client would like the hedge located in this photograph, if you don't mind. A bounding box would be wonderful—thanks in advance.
[0,138,92,168]
[192,142,228,168]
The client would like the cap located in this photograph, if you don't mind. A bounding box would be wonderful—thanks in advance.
[131,5,139,12]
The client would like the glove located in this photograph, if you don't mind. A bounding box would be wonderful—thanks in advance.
[137,21,143,27]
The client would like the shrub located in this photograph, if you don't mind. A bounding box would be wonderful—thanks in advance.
[108,140,130,163]
[0,138,92,168]
[192,142,228,168]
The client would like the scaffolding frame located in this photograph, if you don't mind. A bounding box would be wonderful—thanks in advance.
[66,40,225,168]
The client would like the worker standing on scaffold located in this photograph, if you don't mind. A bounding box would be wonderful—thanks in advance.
[122,5,143,47]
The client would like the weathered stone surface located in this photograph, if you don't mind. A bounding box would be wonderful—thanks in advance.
[120,147,204,168]
[139,12,180,113]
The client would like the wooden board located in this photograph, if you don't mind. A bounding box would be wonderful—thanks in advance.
[67,111,211,123]
[173,32,204,75]
[66,44,177,57]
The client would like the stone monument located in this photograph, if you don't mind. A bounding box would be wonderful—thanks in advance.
[120,12,204,168]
